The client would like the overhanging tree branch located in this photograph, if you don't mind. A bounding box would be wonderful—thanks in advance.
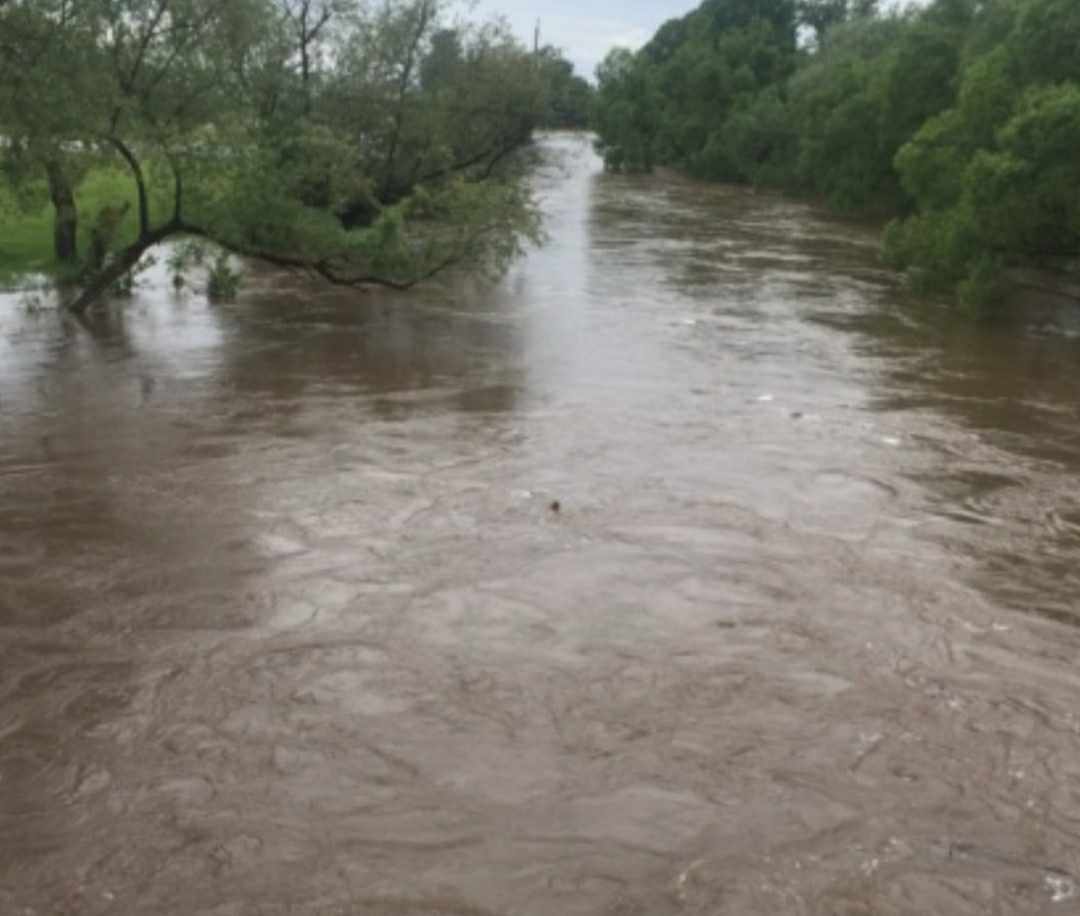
[66,209,513,314]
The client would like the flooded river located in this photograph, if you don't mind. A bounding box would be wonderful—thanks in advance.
[4,134,1080,915]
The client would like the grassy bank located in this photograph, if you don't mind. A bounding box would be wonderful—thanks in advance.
[0,166,171,287]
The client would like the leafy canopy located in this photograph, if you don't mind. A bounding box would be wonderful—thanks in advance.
[592,0,1080,309]
[0,0,585,310]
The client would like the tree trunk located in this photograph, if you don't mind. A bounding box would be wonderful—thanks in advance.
[45,159,77,263]
[65,221,179,315]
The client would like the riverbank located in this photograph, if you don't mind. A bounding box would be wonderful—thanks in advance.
[0,165,171,286]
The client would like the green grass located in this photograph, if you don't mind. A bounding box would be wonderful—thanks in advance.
[0,183,55,282]
[0,166,172,286]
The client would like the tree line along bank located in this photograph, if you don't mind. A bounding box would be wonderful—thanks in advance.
[593,0,1080,312]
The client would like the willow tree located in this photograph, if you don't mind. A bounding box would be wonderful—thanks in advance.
[3,0,547,312]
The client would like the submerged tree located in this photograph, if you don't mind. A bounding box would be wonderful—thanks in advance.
[0,0,559,312]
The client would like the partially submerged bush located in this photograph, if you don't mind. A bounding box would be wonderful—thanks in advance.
[206,251,242,302]
[166,239,207,290]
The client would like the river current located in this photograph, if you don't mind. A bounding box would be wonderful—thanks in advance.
[3,134,1080,915]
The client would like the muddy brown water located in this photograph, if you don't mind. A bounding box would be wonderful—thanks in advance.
[4,134,1080,915]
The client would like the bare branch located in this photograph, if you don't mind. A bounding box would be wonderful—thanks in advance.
[123,0,172,93]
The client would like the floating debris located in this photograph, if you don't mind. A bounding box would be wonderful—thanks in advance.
[1045,873,1078,904]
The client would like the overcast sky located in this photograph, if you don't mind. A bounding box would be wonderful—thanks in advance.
[467,0,918,82]
[469,0,695,80]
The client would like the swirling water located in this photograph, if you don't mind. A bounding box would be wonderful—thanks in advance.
[4,135,1080,914]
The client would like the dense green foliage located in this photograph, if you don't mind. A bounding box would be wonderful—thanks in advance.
[536,46,594,129]
[0,0,590,310]
[593,0,1080,309]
